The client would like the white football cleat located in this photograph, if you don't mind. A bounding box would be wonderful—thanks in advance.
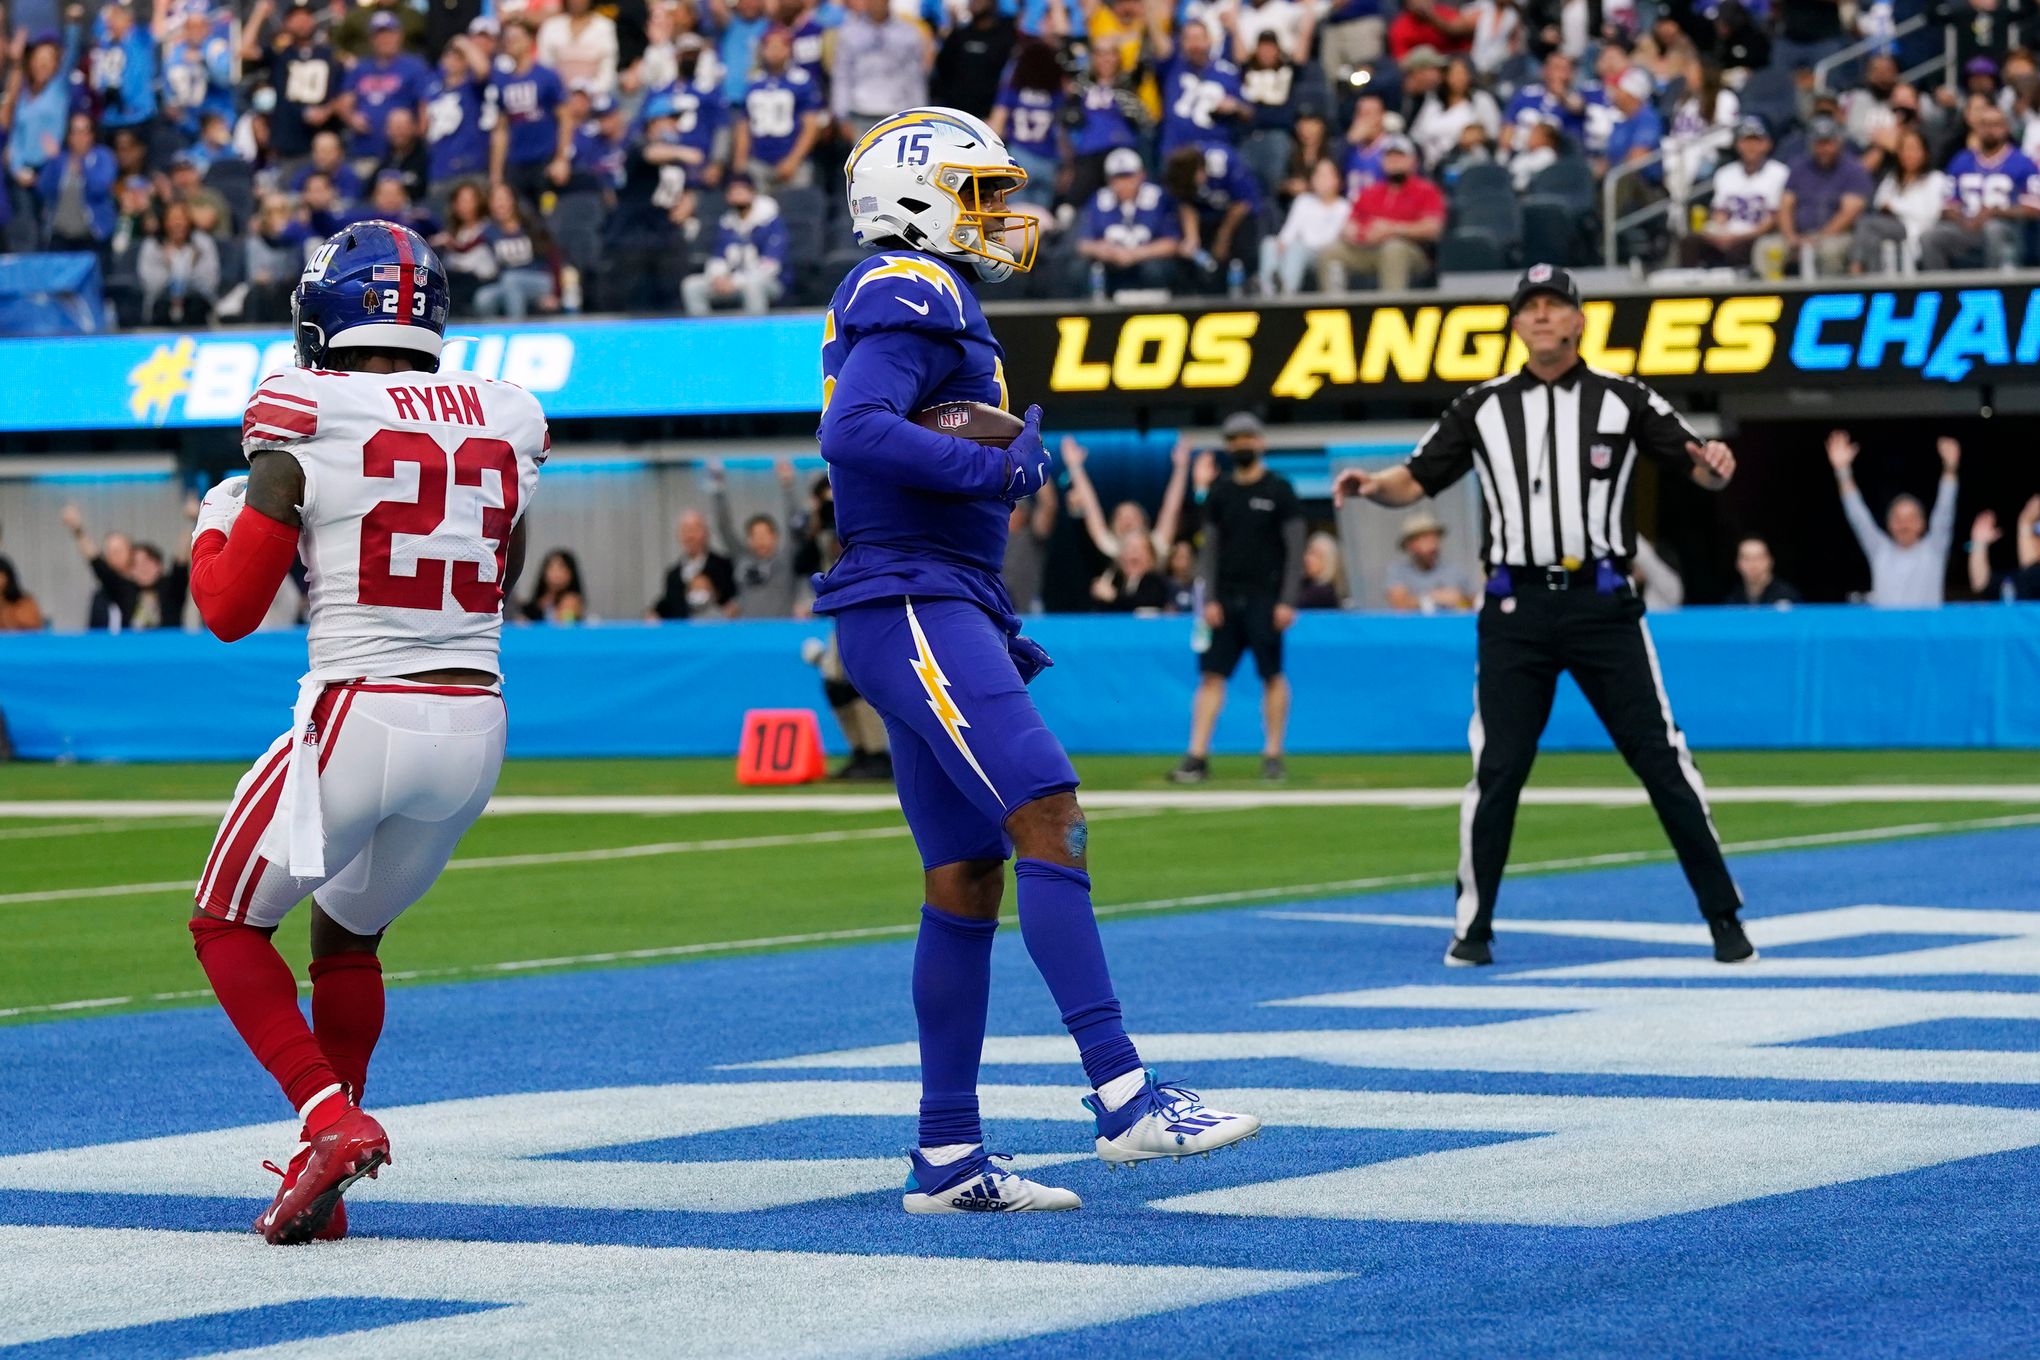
[1084,1070,1261,1166]
[901,1147,1082,1214]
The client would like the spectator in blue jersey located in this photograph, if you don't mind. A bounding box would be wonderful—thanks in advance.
[1065,39,1143,203]
[681,171,790,314]
[1921,103,2039,271]
[1164,143,1260,289]
[474,180,558,316]
[1597,67,1661,183]
[1153,19,1248,156]
[731,25,824,188]
[600,100,698,311]
[989,39,1066,207]
[1765,115,1872,277]
[242,190,307,321]
[1500,50,1586,158]
[1237,33,1301,189]
[159,3,236,144]
[341,12,432,164]
[87,2,157,139]
[182,110,239,175]
[294,170,345,237]
[554,88,624,294]
[490,17,570,206]
[5,27,83,249]
[1680,117,1786,269]
[777,0,832,88]
[424,41,491,193]
[253,0,344,175]
[932,0,1018,120]
[712,0,774,103]
[37,113,116,257]
[292,129,363,204]
[642,75,726,189]
[1076,145,1183,294]
[1343,92,1388,197]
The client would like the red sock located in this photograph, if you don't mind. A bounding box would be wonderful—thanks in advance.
[190,915,343,1115]
[308,951,385,1104]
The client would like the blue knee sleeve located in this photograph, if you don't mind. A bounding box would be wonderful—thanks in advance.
[1014,858,1142,1089]
[912,904,997,1148]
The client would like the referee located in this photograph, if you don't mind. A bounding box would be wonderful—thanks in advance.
[1334,265,1756,966]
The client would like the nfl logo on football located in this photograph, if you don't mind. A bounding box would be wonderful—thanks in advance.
[939,408,968,430]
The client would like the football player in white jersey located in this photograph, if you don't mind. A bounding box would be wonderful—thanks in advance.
[184,220,547,1245]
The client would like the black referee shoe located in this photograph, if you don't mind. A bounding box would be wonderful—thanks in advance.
[1709,915,1759,964]
[1168,755,1210,784]
[1444,936,1492,967]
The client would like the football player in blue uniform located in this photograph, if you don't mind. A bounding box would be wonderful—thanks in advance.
[814,107,1260,1215]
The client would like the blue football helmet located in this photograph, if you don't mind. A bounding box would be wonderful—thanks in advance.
[291,219,451,371]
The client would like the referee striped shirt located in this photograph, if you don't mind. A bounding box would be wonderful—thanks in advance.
[1403,360,1700,568]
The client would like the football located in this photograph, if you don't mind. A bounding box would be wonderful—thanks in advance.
[912,401,1026,447]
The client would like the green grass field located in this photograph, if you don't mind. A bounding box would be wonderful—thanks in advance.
[3,750,2034,1023]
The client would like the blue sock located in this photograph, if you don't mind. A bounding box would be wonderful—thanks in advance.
[913,903,997,1149]
[1014,858,1142,1089]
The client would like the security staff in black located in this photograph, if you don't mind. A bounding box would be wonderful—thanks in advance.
[1335,265,1757,967]
[1173,412,1306,785]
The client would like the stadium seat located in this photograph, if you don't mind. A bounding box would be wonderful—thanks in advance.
[1525,155,1596,215]
[1740,64,1799,139]
[1520,195,1587,267]
[1438,226,1507,274]
[1449,163,1522,258]
[203,158,256,233]
[775,186,831,305]
[550,190,609,279]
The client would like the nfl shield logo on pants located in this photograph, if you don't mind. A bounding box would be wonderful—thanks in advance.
[1590,442,1614,470]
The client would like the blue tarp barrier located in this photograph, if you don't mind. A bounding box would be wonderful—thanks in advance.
[0,253,104,337]
[1,606,2037,763]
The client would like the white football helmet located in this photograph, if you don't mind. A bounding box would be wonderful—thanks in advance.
[845,107,1039,282]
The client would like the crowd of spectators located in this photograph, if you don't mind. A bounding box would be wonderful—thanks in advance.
[7,0,2039,329]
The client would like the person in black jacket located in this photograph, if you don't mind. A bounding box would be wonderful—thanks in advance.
[1724,537,1804,606]
[647,509,738,620]
[61,502,195,631]
[930,0,1018,119]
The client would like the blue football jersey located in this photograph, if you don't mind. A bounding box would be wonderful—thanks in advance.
[1158,54,1243,155]
[812,251,1020,629]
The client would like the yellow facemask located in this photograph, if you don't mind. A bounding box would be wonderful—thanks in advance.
[932,163,1040,274]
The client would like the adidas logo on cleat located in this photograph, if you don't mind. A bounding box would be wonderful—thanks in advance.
[1166,1115,1227,1136]
[948,1179,1011,1212]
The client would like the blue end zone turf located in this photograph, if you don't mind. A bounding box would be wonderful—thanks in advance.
[0,827,2035,1356]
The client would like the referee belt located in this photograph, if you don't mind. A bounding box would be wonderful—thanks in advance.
[1486,560,1632,595]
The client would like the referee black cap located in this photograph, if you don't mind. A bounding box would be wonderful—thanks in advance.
[1508,263,1581,315]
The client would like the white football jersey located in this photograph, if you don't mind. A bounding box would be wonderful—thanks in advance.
[242,366,548,681]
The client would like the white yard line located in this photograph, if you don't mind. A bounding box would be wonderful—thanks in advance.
[0,809,1162,907]
[4,811,2036,1022]
[0,818,215,842]
[0,783,2035,822]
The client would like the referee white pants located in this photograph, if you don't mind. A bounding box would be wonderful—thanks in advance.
[194,681,507,936]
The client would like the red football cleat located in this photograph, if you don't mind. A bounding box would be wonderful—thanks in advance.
[255,1106,390,1245]
[251,1190,347,1240]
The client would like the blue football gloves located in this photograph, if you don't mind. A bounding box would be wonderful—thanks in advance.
[1000,405,1051,503]
[1007,633,1054,684]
